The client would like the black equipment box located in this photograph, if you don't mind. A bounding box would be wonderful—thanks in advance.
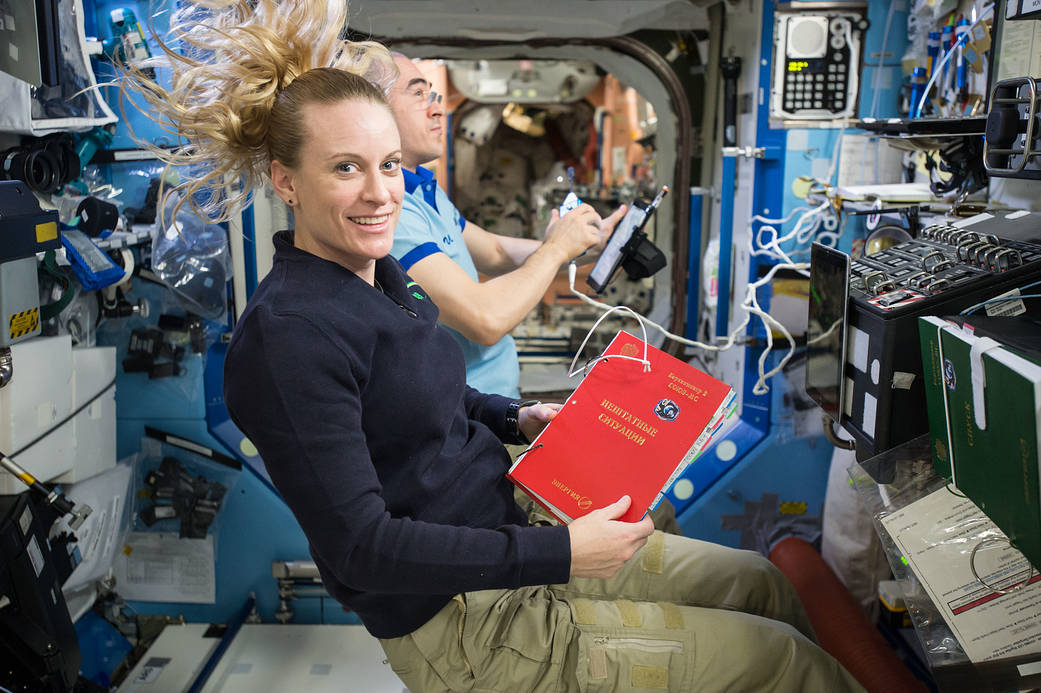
[0,492,80,692]
[837,211,1041,459]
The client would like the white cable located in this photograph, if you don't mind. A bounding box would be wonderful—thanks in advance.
[843,25,858,120]
[914,3,994,117]
[749,201,831,266]
[564,189,836,394]
[117,247,135,287]
[748,205,813,227]
[567,258,805,396]
[740,201,838,388]
[568,305,651,377]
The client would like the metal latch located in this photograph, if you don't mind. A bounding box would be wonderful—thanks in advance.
[722,146,766,159]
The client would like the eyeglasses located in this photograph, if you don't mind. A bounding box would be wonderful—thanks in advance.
[402,86,442,110]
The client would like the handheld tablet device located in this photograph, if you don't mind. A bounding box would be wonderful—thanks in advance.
[586,187,667,294]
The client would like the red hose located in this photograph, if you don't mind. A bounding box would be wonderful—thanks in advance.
[769,537,928,693]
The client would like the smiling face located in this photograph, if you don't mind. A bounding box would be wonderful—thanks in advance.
[387,55,445,170]
[270,98,404,282]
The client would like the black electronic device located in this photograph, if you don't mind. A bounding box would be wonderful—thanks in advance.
[34,0,61,87]
[770,3,868,124]
[75,197,119,238]
[860,116,988,137]
[984,76,1041,180]
[0,0,60,87]
[0,180,62,263]
[815,210,1041,460]
[0,134,82,196]
[806,243,851,423]
[0,492,81,693]
[586,187,667,294]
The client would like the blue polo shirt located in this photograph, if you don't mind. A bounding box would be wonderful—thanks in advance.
[391,166,520,398]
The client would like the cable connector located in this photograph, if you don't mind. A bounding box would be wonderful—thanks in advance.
[0,452,92,529]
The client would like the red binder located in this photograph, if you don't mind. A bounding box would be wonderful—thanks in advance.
[507,330,737,523]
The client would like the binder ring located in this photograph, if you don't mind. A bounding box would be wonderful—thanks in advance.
[943,480,967,499]
[969,537,1036,595]
[515,442,543,460]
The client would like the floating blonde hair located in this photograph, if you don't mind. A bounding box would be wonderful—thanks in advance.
[117,0,397,225]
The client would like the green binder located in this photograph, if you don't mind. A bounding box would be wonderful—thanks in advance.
[918,315,1041,571]
[919,316,952,478]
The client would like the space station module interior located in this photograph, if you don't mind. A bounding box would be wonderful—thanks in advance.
[3,0,1041,691]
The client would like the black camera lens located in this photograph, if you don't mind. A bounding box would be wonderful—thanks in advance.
[0,147,59,194]
[27,148,60,194]
[45,136,81,188]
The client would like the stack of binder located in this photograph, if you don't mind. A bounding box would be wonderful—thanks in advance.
[918,315,1041,570]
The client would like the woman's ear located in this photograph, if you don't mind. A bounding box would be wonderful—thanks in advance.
[270,160,296,206]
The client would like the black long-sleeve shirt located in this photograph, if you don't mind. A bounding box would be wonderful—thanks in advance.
[223,232,571,638]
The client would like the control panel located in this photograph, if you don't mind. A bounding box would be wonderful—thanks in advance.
[770,6,867,124]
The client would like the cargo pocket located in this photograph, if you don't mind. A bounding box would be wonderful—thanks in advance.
[487,590,570,664]
[380,633,455,693]
[409,595,477,691]
[477,589,574,693]
[575,630,692,692]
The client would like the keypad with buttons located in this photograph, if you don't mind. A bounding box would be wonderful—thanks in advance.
[780,17,853,116]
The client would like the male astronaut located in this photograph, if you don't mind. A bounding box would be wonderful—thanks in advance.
[386,53,625,397]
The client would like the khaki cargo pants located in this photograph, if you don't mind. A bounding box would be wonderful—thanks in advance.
[379,531,866,692]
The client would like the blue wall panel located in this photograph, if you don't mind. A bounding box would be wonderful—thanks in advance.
[98,265,320,625]
[675,0,908,547]
[677,430,832,549]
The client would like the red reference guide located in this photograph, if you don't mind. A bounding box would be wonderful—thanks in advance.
[507,330,737,524]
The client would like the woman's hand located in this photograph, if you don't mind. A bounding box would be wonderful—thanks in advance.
[567,496,655,579]
[518,402,562,443]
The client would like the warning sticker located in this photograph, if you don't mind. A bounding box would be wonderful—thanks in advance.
[8,308,39,339]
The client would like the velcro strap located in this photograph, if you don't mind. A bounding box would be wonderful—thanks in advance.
[588,646,608,679]
[616,599,643,628]
[573,598,598,625]
[658,601,684,629]
[641,530,666,574]
[632,664,669,689]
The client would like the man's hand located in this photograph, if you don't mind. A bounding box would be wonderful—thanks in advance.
[518,402,562,443]
[544,204,628,262]
[542,203,603,262]
[567,496,655,579]
[596,204,628,253]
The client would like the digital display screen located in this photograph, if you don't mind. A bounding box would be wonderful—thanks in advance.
[787,60,810,72]
[805,243,851,422]
[587,202,648,294]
